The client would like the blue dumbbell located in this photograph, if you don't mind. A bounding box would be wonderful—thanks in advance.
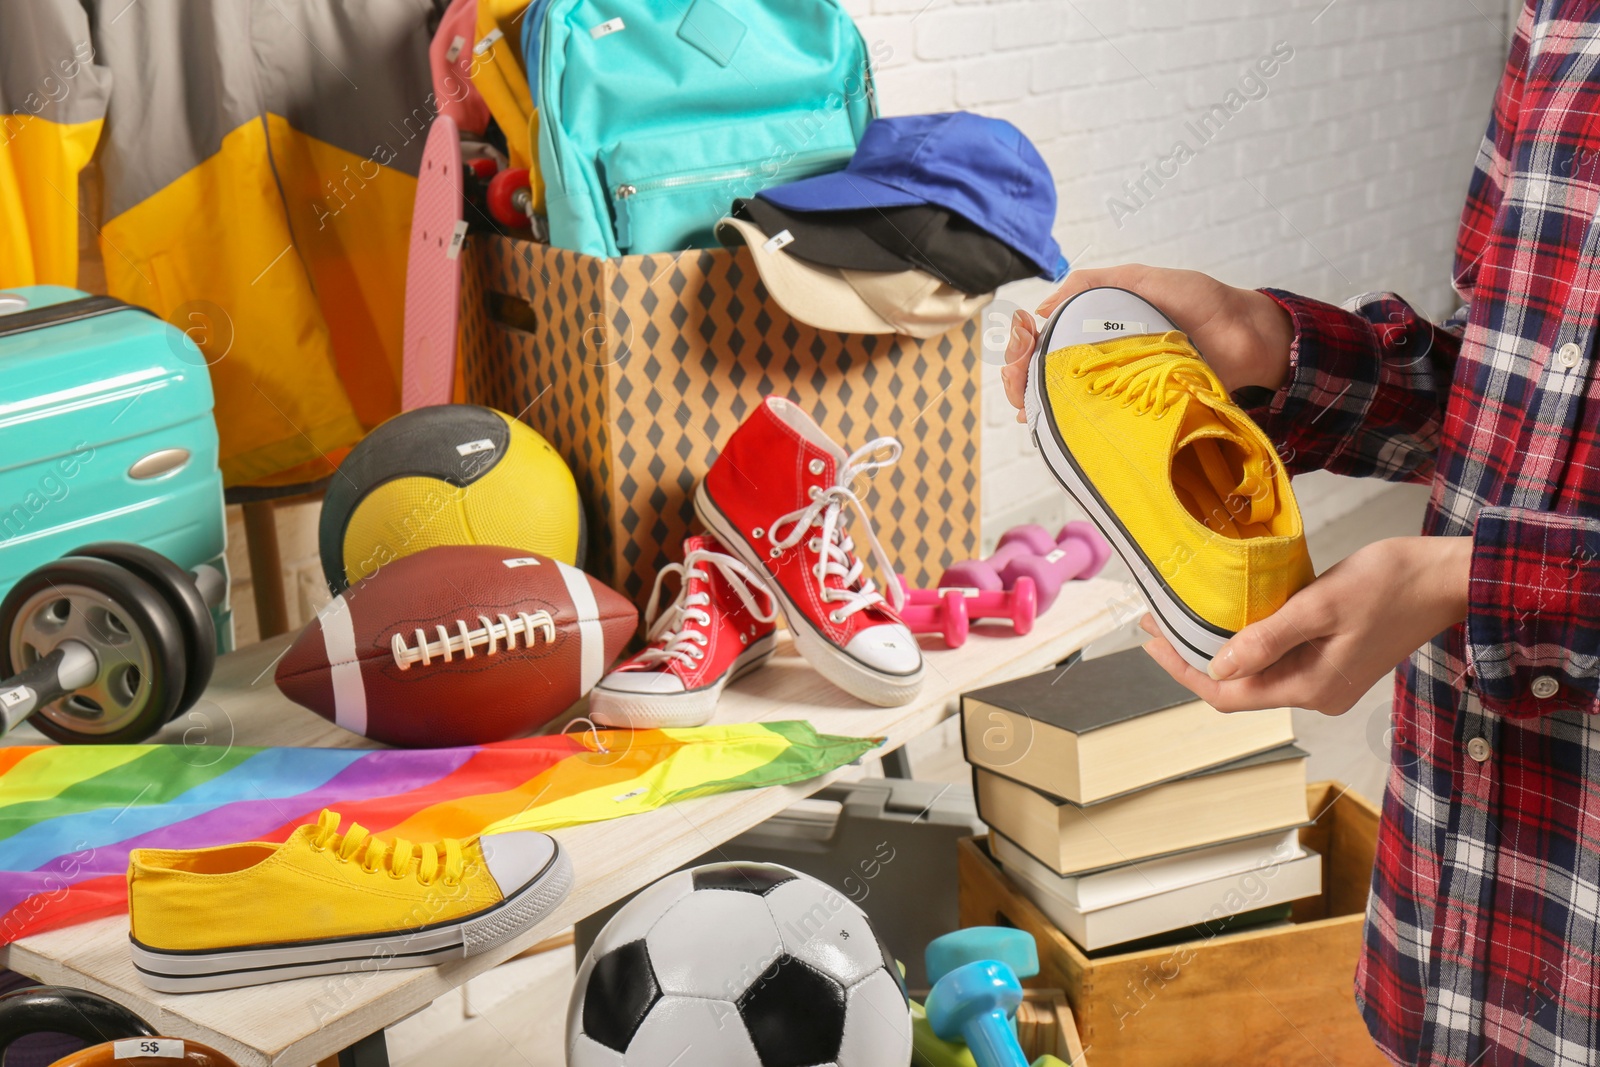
[924,960,1029,1067]
[926,927,1039,990]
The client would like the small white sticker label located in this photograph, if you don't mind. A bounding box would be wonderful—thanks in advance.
[1082,318,1147,334]
[0,687,27,709]
[501,557,543,568]
[472,27,503,55]
[613,787,647,802]
[1045,548,1067,563]
[590,17,626,38]
[762,229,796,254]
[944,586,981,598]
[456,438,495,457]
[445,35,466,63]
[445,219,470,261]
[115,1039,184,1059]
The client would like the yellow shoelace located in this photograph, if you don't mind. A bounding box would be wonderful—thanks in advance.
[1067,332,1232,416]
[1058,332,1278,534]
[309,809,466,887]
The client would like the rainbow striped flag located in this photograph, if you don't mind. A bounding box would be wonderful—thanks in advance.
[0,722,876,944]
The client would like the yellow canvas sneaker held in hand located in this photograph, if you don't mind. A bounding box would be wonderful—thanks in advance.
[1023,287,1313,671]
[128,809,571,992]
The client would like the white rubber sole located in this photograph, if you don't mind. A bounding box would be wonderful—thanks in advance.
[1026,287,1232,672]
[694,484,923,707]
[589,634,779,728]
[130,843,572,993]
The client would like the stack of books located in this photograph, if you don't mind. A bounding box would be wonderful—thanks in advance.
[962,649,1319,953]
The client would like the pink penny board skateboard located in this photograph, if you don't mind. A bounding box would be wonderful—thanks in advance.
[402,114,465,412]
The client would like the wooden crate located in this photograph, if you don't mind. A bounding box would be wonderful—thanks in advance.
[1016,991,1091,1064]
[957,781,1386,1067]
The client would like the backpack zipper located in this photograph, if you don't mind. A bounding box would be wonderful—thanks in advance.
[611,149,851,249]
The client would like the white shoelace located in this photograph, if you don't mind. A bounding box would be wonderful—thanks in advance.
[635,548,778,669]
[767,437,904,623]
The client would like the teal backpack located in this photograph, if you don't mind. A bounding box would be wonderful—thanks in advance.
[531,0,877,257]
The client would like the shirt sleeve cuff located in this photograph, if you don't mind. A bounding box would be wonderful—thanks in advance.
[1237,289,1378,473]
[1467,506,1600,717]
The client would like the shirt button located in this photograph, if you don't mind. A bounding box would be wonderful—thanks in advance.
[1558,343,1583,369]
[1467,737,1491,762]
[1532,675,1561,699]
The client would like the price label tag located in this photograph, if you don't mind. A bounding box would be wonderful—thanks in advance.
[455,438,495,457]
[114,1038,184,1059]
[501,557,543,568]
[445,35,466,63]
[762,229,795,254]
[445,220,470,261]
[1045,549,1067,563]
[472,28,503,55]
[590,17,626,38]
[1082,318,1147,334]
[0,686,27,709]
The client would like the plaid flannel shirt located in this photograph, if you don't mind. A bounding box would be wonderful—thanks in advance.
[1244,4,1600,1063]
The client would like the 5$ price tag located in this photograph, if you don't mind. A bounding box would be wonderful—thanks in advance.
[114,1038,185,1059]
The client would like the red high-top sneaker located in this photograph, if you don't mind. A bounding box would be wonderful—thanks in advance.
[589,535,779,728]
[694,396,923,706]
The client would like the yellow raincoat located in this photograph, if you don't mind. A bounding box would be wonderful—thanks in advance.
[0,1,451,486]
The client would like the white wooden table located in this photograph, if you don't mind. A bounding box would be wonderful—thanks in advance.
[1,581,1126,1066]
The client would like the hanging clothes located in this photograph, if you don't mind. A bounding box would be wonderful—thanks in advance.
[0,1,449,487]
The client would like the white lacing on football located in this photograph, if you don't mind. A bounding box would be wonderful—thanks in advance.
[634,548,777,669]
[391,610,557,670]
[768,437,905,622]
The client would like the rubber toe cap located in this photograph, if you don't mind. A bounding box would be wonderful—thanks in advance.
[845,623,923,675]
[594,670,688,695]
[480,831,559,897]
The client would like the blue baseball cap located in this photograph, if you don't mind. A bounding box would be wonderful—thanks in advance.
[759,112,1068,282]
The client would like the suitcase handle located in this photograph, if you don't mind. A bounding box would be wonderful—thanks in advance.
[0,295,154,341]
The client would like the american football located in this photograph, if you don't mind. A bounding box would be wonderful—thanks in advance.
[276,545,637,747]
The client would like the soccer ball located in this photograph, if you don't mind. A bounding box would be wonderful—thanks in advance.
[567,862,912,1066]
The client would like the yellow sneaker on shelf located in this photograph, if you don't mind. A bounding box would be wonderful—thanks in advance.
[128,809,571,992]
[1023,287,1313,670]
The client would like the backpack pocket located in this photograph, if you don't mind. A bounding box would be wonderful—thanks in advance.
[599,118,856,254]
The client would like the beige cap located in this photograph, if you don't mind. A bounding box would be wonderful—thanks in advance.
[715,217,991,339]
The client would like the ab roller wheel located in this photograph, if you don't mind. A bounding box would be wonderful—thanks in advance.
[70,543,219,718]
[0,986,155,1059]
[0,544,224,745]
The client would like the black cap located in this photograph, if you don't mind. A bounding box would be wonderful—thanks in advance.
[735,198,1037,296]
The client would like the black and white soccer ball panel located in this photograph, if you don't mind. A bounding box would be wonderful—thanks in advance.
[567,862,911,1067]
[765,876,888,988]
[646,887,783,998]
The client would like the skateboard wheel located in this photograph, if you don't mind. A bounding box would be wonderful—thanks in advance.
[488,168,532,227]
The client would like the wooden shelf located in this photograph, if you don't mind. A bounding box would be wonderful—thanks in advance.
[1,579,1129,1066]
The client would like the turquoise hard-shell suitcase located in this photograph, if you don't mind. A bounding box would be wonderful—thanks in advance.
[0,286,232,650]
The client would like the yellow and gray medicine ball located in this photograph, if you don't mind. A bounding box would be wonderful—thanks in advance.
[319,405,585,592]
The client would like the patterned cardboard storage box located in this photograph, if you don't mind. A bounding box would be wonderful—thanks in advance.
[459,235,981,608]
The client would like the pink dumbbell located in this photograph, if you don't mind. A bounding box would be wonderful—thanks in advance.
[999,521,1113,612]
[939,524,1057,593]
[896,577,970,648]
[937,577,1038,636]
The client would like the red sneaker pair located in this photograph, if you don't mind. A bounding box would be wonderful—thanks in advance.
[590,397,924,727]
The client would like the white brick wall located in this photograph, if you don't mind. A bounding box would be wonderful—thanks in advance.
[239,1,1515,631]
[859,0,1512,551]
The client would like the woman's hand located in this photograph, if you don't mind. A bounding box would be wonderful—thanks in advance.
[1139,536,1472,715]
[1000,264,1297,421]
